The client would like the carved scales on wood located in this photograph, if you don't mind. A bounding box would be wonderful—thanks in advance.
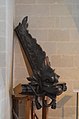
[14,16,67,109]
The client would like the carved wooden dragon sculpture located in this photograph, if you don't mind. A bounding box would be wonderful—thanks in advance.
[14,16,67,109]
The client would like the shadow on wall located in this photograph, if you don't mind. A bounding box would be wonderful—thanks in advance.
[65,0,79,31]
[57,95,72,119]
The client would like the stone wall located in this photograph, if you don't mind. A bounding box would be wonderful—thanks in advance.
[0,0,14,119]
[14,0,79,118]
[0,1,6,119]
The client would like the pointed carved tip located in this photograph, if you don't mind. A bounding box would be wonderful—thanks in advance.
[22,16,28,29]
[22,16,28,24]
